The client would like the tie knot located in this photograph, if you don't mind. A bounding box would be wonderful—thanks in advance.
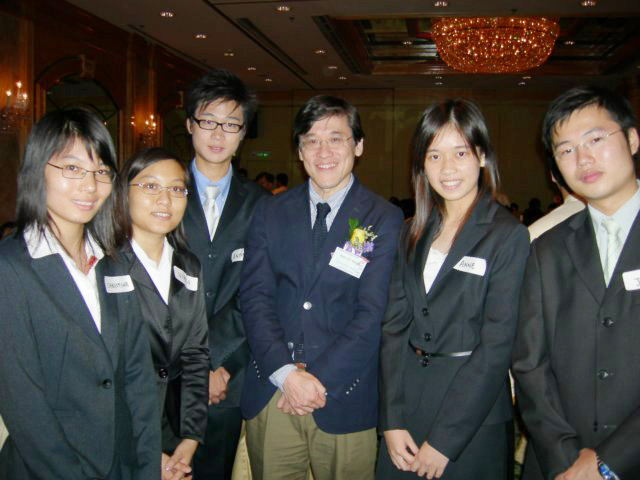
[205,185,220,202]
[602,218,621,236]
[316,202,331,220]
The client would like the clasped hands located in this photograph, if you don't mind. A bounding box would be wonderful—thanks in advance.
[277,369,327,416]
[384,429,449,479]
[554,448,602,480]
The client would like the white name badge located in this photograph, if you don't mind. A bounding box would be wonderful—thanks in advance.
[231,248,244,263]
[173,266,198,291]
[104,275,134,293]
[329,247,369,279]
[622,269,640,291]
[453,256,487,277]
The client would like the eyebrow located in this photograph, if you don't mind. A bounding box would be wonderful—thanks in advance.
[197,112,242,122]
[554,127,606,148]
[427,144,470,151]
[59,154,107,166]
[136,174,185,183]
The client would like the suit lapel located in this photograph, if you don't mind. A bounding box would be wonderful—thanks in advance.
[413,213,439,295]
[214,174,246,242]
[608,208,640,296]
[564,210,605,304]
[96,259,118,366]
[32,255,102,346]
[424,196,494,296]
[185,180,211,248]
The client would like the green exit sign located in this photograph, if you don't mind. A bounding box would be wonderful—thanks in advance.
[253,151,271,159]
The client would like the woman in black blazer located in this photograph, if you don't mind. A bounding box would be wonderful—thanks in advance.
[0,109,160,479]
[115,148,209,480]
[377,99,530,479]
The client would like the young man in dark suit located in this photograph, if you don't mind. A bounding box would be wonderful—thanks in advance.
[239,95,404,479]
[182,69,267,480]
[513,86,640,480]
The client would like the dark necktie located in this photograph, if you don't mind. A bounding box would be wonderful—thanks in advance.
[312,202,331,262]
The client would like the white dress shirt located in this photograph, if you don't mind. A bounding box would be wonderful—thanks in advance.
[131,238,174,305]
[423,248,448,294]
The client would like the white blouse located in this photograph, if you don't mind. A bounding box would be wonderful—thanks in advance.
[423,247,447,294]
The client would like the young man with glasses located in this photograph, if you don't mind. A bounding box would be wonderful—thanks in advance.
[181,69,267,480]
[512,85,640,480]
[239,95,403,479]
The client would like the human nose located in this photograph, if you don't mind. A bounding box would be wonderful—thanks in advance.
[79,170,97,192]
[316,139,332,155]
[156,188,171,204]
[575,141,594,165]
[441,153,457,173]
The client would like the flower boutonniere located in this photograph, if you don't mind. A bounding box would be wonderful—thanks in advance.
[344,217,378,257]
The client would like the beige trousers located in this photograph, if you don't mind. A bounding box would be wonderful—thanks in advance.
[245,392,376,480]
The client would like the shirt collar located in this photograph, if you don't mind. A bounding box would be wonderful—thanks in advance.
[24,225,104,262]
[308,173,354,212]
[131,237,173,271]
[588,179,640,236]
[191,160,233,205]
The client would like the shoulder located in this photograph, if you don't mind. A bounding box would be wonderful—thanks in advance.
[234,173,269,200]
[354,182,404,223]
[0,234,29,270]
[533,209,586,252]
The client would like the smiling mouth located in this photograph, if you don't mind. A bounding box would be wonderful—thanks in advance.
[441,179,462,189]
[73,200,97,210]
[151,212,171,219]
[580,171,602,183]
[317,162,337,170]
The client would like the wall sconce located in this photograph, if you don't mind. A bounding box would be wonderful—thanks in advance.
[1,81,29,135]
[130,114,159,146]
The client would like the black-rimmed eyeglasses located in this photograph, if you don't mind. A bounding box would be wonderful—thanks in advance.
[191,117,244,133]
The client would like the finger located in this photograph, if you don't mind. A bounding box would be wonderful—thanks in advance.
[392,456,409,471]
[406,436,419,455]
[397,449,415,466]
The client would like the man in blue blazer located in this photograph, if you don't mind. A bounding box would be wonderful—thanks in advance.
[240,95,403,479]
[513,86,640,480]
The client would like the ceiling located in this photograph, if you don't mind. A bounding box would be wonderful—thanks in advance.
[65,0,640,92]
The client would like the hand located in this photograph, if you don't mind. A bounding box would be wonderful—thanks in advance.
[383,429,419,471]
[163,439,198,480]
[282,369,326,415]
[555,448,601,480]
[410,441,449,479]
[276,391,298,415]
[208,367,230,405]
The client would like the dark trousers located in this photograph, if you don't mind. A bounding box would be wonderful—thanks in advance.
[192,405,243,480]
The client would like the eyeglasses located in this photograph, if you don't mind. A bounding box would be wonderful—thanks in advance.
[191,117,244,133]
[129,182,189,198]
[47,163,114,184]
[554,129,624,162]
[299,136,353,151]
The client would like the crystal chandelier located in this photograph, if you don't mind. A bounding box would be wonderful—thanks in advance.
[1,81,29,135]
[431,17,560,74]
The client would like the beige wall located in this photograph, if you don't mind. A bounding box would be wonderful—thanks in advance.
[241,88,558,209]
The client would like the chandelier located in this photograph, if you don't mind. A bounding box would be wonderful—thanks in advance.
[431,17,559,73]
[1,81,29,135]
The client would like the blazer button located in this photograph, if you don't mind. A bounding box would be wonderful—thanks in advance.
[101,379,113,389]
[206,291,214,298]
[420,358,430,367]
[602,317,615,327]
[158,368,169,379]
[423,332,432,342]
[303,301,312,310]
[422,307,429,316]
[597,369,611,380]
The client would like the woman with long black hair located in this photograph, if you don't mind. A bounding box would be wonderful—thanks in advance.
[377,99,529,479]
[0,109,160,480]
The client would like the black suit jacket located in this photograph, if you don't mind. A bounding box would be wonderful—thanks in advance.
[380,195,530,462]
[120,244,209,446]
[240,179,404,434]
[513,208,640,480]
[0,234,160,480]
[182,171,267,405]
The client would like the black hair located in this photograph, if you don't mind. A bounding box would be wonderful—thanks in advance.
[408,98,499,254]
[114,147,190,252]
[15,108,118,254]
[185,68,257,129]
[542,85,638,190]
[292,95,364,148]
[255,171,274,183]
[276,172,288,186]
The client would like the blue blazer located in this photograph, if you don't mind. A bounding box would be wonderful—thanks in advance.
[0,234,160,480]
[239,179,403,434]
